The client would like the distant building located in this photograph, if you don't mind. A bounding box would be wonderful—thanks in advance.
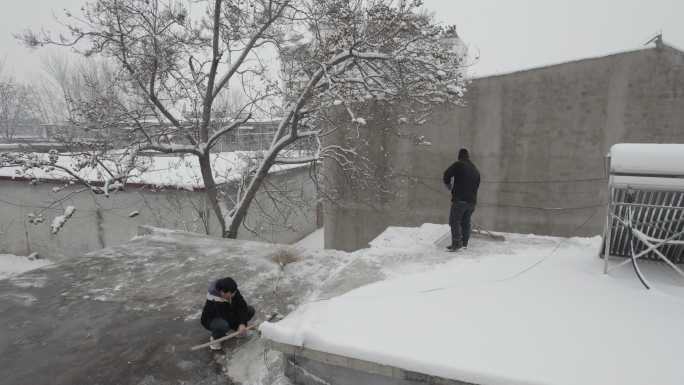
[0,122,49,143]
[324,43,684,251]
[215,120,280,152]
[3,119,314,154]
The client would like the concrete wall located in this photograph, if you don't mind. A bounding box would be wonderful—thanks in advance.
[325,46,684,251]
[269,341,475,385]
[0,167,318,260]
[284,355,474,385]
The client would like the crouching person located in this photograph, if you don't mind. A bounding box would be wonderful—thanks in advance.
[200,277,255,350]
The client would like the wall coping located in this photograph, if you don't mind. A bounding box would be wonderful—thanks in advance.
[472,44,681,81]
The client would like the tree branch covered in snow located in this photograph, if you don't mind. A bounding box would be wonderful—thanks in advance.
[50,206,76,234]
[15,0,467,239]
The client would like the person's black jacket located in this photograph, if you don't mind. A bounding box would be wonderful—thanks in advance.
[443,159,481,204]
[200,281,251,330]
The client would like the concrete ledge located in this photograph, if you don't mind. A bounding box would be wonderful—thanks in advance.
[268,341,478,385]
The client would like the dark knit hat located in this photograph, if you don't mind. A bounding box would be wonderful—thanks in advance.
[458,148,469,160]
[215,277,238,293]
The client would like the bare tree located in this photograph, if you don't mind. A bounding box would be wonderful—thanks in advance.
[0,77,41,142]
[14,0,467,239]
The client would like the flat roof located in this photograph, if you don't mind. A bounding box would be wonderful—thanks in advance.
[262,227,684,385]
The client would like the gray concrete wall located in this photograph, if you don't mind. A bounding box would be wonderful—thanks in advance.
[0,167,318,260]
[285,355,474,385]
[269,342,475,385]
[325,46,684,251]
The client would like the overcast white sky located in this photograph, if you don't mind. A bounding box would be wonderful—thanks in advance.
[1,0,683,80]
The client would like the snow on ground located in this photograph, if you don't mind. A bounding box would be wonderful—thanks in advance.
[370,223,455,249]
[3,224,463,385]
[293,227,324,251]
[11,223,679,385]
[222,224,467,385]
[0,254,52,280]
[262,225,684,385]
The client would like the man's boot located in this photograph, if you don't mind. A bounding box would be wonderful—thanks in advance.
[209,336,222,351]
[447,241,462,252]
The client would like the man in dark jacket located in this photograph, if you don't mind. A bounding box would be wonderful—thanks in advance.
[443,148,481,251]
[200,277,255,350]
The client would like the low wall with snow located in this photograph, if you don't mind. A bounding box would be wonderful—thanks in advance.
[0,166,318,260]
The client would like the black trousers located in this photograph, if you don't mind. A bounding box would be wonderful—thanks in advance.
[208,305,255,339]
[449,201,475,247]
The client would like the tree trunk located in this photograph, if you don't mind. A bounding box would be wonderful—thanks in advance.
[225,154,281,239]
[224,115,303,239]
[198,154,227,237]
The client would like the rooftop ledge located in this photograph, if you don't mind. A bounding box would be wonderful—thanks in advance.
[267,340,477,385]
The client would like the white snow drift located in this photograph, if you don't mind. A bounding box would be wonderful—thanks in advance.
[262,226,684,385]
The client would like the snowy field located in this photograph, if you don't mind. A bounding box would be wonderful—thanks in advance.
[263,225,684,385]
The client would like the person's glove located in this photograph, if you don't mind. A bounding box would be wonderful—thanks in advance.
[237,324,247,335]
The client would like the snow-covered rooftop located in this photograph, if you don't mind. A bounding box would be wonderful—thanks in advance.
[0,151,305,190]
[262,225,684,385]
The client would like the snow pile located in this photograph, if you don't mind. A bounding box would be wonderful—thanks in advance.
[0,254,52,280]
[369,223,451,249]
[262,231,684,385]
[0,151,306,190]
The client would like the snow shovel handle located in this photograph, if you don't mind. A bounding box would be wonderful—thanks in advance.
[190,323,257,351]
